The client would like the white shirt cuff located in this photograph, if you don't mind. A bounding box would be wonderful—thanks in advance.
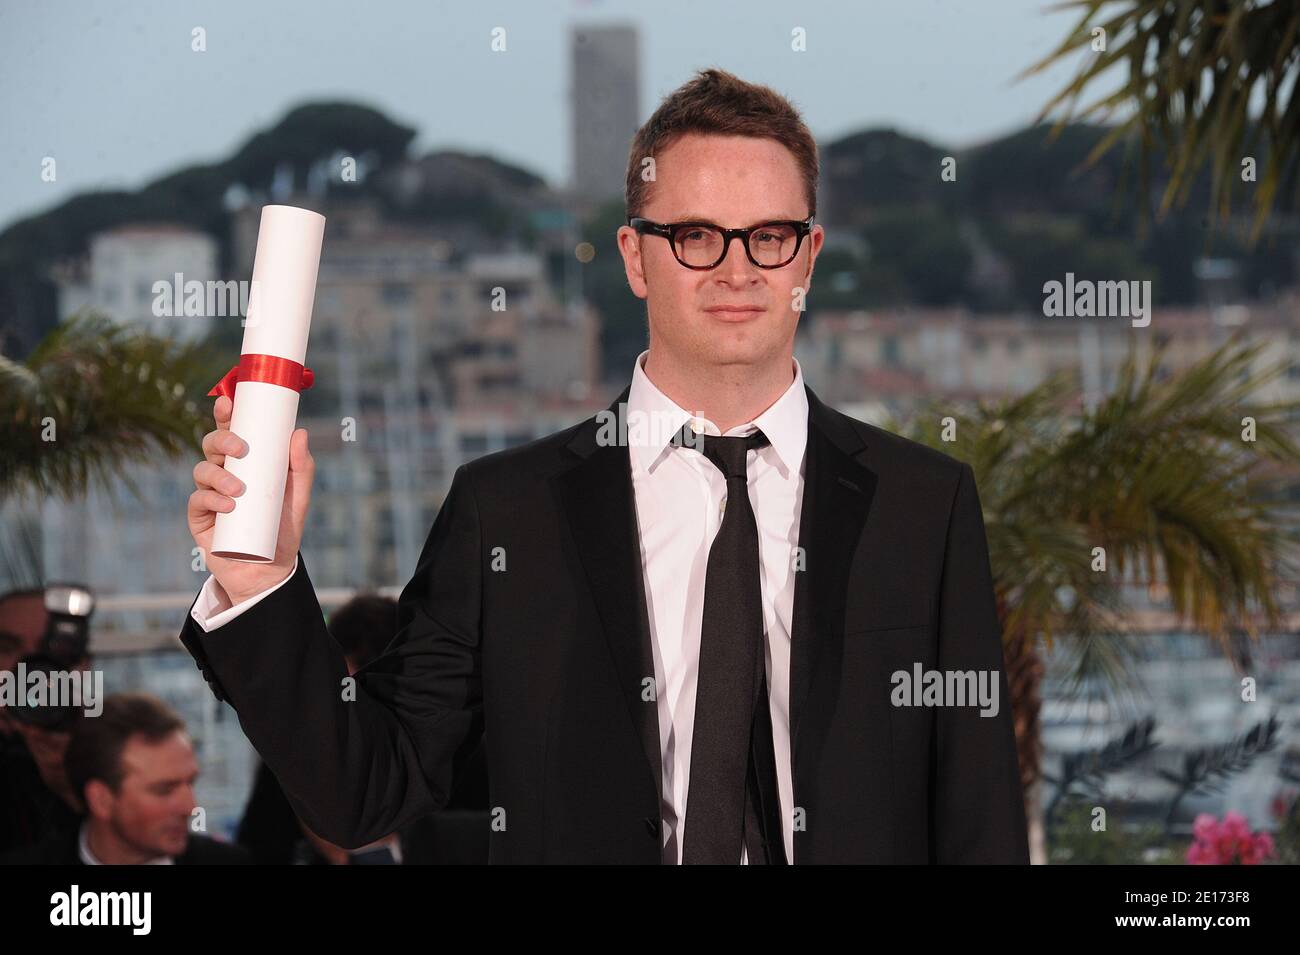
[190,555,299,633]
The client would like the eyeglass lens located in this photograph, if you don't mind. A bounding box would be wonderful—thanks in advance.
[674,223,800,268]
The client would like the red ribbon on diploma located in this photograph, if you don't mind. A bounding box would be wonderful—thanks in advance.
[208,354,316,401]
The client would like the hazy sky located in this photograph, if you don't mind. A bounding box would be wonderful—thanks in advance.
[1,0,1090,230]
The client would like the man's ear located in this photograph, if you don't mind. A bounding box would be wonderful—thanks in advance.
[83,778,113,820]
[802,224,825,287]
[617,226,649,300]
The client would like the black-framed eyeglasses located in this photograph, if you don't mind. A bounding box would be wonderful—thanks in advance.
[627,215,814,270]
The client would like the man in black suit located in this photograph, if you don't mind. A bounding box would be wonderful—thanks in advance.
[182,67,1028,863]
[0,693,251,865]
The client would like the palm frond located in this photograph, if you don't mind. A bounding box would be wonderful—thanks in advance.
[897,335,1300,690]
[0,310,225,503]
[1022,0,1300,241]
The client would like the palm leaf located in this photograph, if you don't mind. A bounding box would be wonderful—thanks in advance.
[896,334,1300,697]
[0,309,224,502]
[1020,0,1300,241]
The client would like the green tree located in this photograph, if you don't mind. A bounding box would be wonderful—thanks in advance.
[0,311,222,586]
[1024,0,1300,240]
[893,337,1300,861]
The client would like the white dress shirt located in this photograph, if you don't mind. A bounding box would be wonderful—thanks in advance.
[192,556,297,632]
[78,819,173,865]
[626,350,806,864]
[190,349,809,865]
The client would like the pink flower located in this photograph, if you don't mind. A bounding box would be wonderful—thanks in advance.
[1192,813,1218,841]
[1185,812,1275,865]
[1222,811,1249,839]
[1248,832,1276,865]
[1186,841,1216,864]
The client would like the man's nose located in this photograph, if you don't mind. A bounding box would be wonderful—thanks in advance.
[715,234,759,282]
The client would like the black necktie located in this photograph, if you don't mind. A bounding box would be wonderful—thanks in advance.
[674,424,788,864]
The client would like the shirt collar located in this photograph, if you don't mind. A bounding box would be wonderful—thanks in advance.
[79,818,174,865]
[626,349,808,478]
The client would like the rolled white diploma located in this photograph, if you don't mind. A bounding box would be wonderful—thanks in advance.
[210,204,326,562]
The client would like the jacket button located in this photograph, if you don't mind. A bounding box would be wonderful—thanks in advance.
[643,817,659,838]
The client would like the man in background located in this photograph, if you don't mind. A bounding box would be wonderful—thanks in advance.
[0,692,250,865]
[0,589,83,854]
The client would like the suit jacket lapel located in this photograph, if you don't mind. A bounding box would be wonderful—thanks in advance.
[553,386,664,811]
[789,385,876,852]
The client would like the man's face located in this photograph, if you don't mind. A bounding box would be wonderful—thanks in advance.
[13,721,71,774]
[618,133,824,371]
[0,594,48,655]
[92,731,200,858]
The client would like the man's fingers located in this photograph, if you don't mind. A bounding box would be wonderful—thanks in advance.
[188,487,235,522]
[289,428,313,474]
[202,429,248,466]
[193,460,246,497]
[214,395,233,429]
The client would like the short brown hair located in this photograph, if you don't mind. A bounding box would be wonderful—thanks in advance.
[64,693,187,800]
[624,68,819,220]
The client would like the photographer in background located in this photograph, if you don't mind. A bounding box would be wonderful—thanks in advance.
[0,584,95,853]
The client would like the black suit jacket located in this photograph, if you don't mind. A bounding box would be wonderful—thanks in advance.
[237,757,489,864]
[179,383,1029,863]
